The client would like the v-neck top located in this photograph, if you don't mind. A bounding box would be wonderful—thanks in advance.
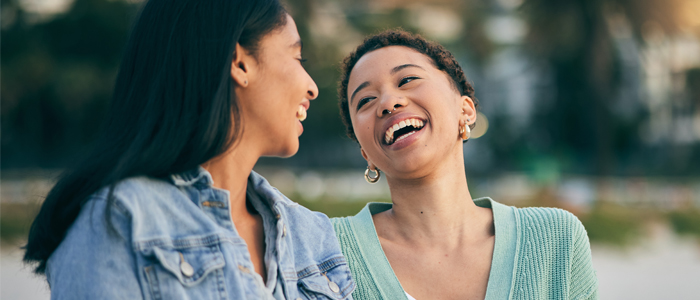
[331,198,598,300]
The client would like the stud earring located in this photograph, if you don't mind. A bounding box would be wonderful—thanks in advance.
[364,167,380,184]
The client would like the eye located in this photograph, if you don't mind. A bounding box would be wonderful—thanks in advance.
[357,96,375,110]
[398,76,420,87]
[297,58,308,64]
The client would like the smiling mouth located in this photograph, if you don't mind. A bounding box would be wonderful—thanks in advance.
[296,106,307,121]
[384,118,425,145]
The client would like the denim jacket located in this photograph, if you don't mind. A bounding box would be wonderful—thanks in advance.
[46,167,355,299]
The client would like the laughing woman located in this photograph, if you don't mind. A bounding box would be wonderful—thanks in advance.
[332,30,597,300]
[23,0,354,299]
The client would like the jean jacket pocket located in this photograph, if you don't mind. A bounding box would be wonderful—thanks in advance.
[143,245,226,300]
[297,257,354,299]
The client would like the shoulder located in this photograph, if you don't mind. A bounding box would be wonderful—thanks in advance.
[88,176,197,221]
[511,205,592,261]
[249,171,333,227]
[514,206,586,235]
[249,171,343,251]
[80,175,215,245]
[108,175,186,209]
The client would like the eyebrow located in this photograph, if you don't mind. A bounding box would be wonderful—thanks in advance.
[350,81,370,105]
[391,63,424,74]
[349,64,425,104]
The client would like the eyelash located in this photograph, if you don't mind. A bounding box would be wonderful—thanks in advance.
[399,76,420,87]
[298,58,308,64]
[356,76,421,110]
[357,97,375,110]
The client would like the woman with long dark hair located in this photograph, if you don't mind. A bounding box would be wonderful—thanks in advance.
[332,30,597,299]
[23,0,354,299]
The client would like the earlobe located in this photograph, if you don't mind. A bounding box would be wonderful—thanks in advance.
[230,43,250,87]
[360,148,377,170]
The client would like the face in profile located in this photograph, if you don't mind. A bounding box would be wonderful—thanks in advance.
[235,14,318,158]
[347,46,476,178]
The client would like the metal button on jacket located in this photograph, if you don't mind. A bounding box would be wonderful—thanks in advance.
[328,281,340,293]
[179,253,194,277]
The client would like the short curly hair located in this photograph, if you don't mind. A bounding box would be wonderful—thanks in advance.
[338,29,478,142]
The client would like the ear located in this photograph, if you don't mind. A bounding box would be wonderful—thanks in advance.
[230,43,253,87]
[460,96,477,126]
[360,148,378,171]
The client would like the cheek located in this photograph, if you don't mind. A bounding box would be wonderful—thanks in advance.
[352,114,373,135]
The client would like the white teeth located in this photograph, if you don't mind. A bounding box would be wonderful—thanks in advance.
[383,118,425,145]
[394,130,416,143]
[296,106,307,121]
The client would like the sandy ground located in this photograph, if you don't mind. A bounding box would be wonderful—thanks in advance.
[1,244,50,300]
[2,224,699,300]
[592,223,700,299]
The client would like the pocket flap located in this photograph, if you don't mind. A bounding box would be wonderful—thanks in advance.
[150,246,225,287]
[298,258,354,299]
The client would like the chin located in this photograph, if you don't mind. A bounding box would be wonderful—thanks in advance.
[384,155,434,177]
[275,141,299,158]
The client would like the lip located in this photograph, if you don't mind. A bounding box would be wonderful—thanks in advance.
[379,113,427,147]
[300,99,310,111]
[296,100,310,136]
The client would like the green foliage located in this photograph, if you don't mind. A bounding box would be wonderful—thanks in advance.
[2,0,139,168]
[667,210,700,238]
[0,203,41,244]
[580,202,644,246]
[294,195,390,218]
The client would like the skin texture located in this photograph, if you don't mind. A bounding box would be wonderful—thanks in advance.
[347,46,495,300]
[203,14,318,282]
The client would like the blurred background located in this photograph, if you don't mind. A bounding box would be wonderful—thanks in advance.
[2,0,700,299]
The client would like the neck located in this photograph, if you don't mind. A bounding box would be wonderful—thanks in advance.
[202,142,261,220]
[381,145,488,247]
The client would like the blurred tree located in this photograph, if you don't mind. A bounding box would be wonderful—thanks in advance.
[1,0,138,168]
[2,0,697,176]
[521,0,688,175]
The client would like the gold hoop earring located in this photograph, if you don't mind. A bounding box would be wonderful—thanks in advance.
[459,122,471,141]
[364,167,380,184]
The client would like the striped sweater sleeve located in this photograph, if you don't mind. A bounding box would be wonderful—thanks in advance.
[570,217,598,299]
[331,217,384,300]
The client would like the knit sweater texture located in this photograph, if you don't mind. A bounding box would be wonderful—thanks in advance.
[331,198,598,300]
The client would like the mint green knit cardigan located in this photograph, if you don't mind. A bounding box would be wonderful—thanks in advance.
[331,198,598,300]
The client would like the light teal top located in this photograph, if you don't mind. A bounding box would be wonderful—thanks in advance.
[331,198,598,300]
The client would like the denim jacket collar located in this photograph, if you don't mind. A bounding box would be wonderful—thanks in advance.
[170,167,287,212]
[170,166,213,187]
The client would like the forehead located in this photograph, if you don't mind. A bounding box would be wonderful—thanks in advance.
[349,46,434,83]
[259,14,299,52]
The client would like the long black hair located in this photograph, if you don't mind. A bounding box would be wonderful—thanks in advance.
[24,0,287,274]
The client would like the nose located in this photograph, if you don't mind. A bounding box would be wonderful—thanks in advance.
[307,77,319,100]
[377,94,407,117]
